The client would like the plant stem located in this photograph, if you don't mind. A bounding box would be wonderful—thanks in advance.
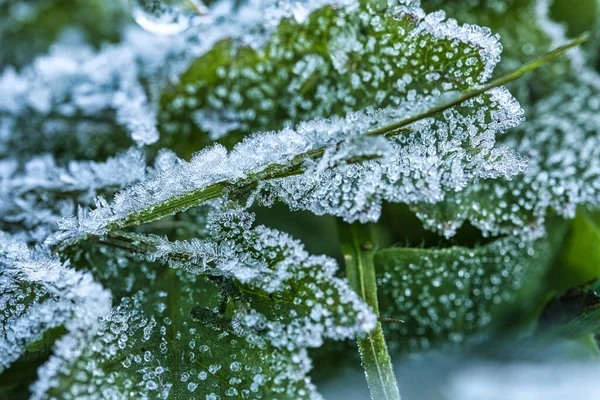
[337,221,401,400]
[366,32,589,136]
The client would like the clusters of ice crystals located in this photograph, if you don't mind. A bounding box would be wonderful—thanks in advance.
[56,86,523,243]
[148,208,376,349]
[409,9,502,82]
[376,233,558,351]
[0,35,164,151]
[1,0,337,158]
[33,284,321,399]
[161,0,503,142]
[0,148,146,241]
[53,108,393,242]
[0,232,111,372]
[413,67,600,239]
[262,88,525,223]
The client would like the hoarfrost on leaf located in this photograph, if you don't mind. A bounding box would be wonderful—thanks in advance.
[142,207,377,349]
[31,267,323,399]
[161,0,505,143]
[375,220,568,351]
[412,67,600,239]
[0,232,110,373]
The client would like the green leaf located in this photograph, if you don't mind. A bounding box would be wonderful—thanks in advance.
[0,236,110,374]
[37,276,322,399]
[550,210,600,291]
[412,69,600,240]
[159,1,502,152]
[94,208,377,350]
[374,221,568,352]
[0,0,127,68]
[422,0,571,95]
[37,208,375,398]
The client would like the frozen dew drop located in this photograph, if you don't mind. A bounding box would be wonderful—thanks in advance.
[130,0,210,35]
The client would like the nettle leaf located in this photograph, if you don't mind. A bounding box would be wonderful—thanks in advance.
[33,282,320,399]
[412,68,600,240]
[160,0,504,146]
[422,0,562,67]
[143,208,377,349]
[32,283,322,399]
[0,148,147,240]
[31,206,374,399]
[0,232,110,373]
[374,221,568,352]
[421,0,583,102]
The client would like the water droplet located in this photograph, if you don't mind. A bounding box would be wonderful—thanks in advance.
[130,0,210,35]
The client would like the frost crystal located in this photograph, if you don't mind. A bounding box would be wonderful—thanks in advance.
[1,148,146,241]
[262,89,524,223]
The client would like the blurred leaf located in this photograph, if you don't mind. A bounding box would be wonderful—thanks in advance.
[374,219,569,352]
[538,279,600,338]
[0,0,128,68]
[549,210,600,291]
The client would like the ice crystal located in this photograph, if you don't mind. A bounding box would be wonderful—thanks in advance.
[262,89,524,223]
[130,0,211,35]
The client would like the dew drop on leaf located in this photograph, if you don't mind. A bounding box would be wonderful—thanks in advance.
[130,0,210,35]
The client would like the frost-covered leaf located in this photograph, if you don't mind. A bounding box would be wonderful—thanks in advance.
[54,87,525,245]
[143,208,376,349]
[422,0,581,101]
[412,68,600,239]
[0,33,168,155]
[0,0,359,160]
[161,0,504,145]
[0,148,147,241]
[36,204,375,398]
[32,286,322,400]
[0,232,110,372]
[374,223,568,352]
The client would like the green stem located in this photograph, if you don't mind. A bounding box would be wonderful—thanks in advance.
[337,221,401,400]
[366,32,589,136]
